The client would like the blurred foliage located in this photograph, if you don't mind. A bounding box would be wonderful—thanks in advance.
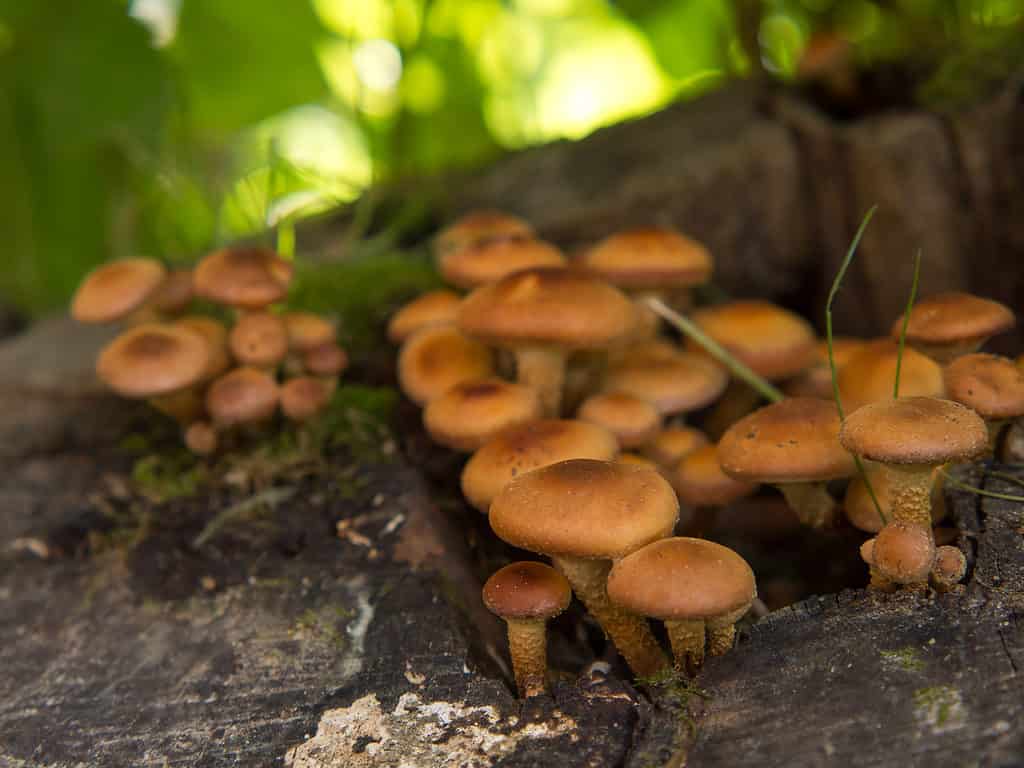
[0,0,1021,314]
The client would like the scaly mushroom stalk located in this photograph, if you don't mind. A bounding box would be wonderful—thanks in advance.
[882,463,937,531]
[778,482,842,529]
[664,618,705,671]
[706,606,749,657]
[515,346,567,417]
[504,618,548,698]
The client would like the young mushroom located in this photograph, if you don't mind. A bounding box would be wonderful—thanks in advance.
[387,290,462,344]
[147,268,195,317]
[482,561,572,697]
[577,391,662,450]
[72,258,167,324]
[193,247,293,310]
[206,367,280,429]
[397,325,493,406]
[931,545,967,592]
[458,268,636,416]
[607,537,756,672]
[490,459,677,677]
[184,421,218,456]
[890,291,1015,364]
[424,378,542,452]
[280,376,334,423]
[943,353,1024,453]
[784,338,866,399]
[440,237,566,290]
[433,210,534,258]
[718,398,855,528]
[229,312,289,369]
[603,353,728,421]
[837,340,944,413]
[860,521,936,590]
[643,426,709,470]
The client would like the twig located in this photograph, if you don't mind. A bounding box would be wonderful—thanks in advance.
[192,486,297,550]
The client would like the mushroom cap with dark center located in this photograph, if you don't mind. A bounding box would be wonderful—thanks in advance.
[840,396,988,465]
[72,259,167,324]
[441,238,566,290]
[891,292,1015,346]
[282,312,336,352]
[280,376,333,422]
[489,459,679,559]
[303,342,348,377]
[398,325,493,406]
[577,391,661,448]
[837,340,944,413]
[96,323,209,398]
[206,367,280,426]
[607,537,756,620]
[604,354,728,415]
[644,426,709,467]
[871,522,936,584]
[462,419,618,512]
[457,268,636,350]
[576,227,712,289]
[387,290,462,343]
[718,397,856,483]
[688,301,816,380]
[434,210,533,256]
[674,444,759,507]
[229,312,289,367]
[943,353,1024,421]
[424,378,543,451]
[482,561,572,621]
[194,247,293,309]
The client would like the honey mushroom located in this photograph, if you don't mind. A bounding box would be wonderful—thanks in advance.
[576,391,662,450]
[193,246,293,310]
[482,561,571,698]
[837,340,944,413]
[643,426,709,471]
[229,311,289,370]
[673,444,759,537]
[603,352,728,424]
[490,459,677,677]
[718,398,855,529]
[890,291,1015,364]
[440,237,567,290]
[147,268,195,317]
[423,378,542,452]
[387,290,462,344]
[607,537,756,672]
[860,522,936,590]
[397,325,493,407]
[433,210,534,258]
[943,353,1024,453]
[784,338,867,399]
[206,367,280,430]
[71,258,167,325]
[458,268,636,416]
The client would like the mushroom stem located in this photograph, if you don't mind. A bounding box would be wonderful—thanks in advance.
[883,463,937,531]
[150,386,205,425]
[504,618,549,697]
[777,481,841,529]
[551,555,669,677]
[986,419,1008,455]
[706,606,749,657]
[664,618,705,672]
[515,346,567,417]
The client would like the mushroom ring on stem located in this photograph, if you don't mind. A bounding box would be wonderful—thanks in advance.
[489,459,677,677]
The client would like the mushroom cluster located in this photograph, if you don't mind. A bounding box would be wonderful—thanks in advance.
[391,208,1020,697]
[71,248,348,455]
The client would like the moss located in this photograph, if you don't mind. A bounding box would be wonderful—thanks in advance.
[131,451,206,503]
[637,667,711,735]
[913,685,961,727]
[291,604,356,651]
[880,646,925,672]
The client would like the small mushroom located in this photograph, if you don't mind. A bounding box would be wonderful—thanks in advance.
[229,312,289,369]
[577,391,661,450]
[206,367,280,428]
[303,341,349,379]
[441,237,566,290]
[280,376,333,422]
[607,537,756,672]
[148,269,195,316]
[174,316,232,381]
[673,444,759,537]
[433,210,533,258]
[482,561,571,697]
[72,259,167,324]
[193,247,293,309]
[387,290,462,344]
[890,291,1015,364]
[783,338,866,399]
[397,325,493,406]
[943,353,1024,453]
[837,340,944,413]
[282,312,336,352]
[423,378,542,452]
[931,546,967,592]
[184,421,218,456]
[603,353,728,420]
[490,459,677,677]
[861,521,936,590]
[96,323,209,399]
[643,426,709,470]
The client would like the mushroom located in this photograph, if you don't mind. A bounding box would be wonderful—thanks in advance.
[603,353,728,421]
[490,459,677,676]
[577,391,661,450]
[643,426,709,470]
[387,290,462,344]
[184,421,218,456]
[461,419,618,512]
[423,378,542,452]
[148,269,195,316]
[607,537,756,672]
[206,367,280,429]
[943,353,1024,453]
[441,237,566,290]
[482,561,571,697]
[71,258,167,324]
[193,247,293,309]
[303,342,349,379]
[861,521,936,590]
[673,444,759,537]
[458,268,635,416]
[433,210,534,258]
[617,453,661,470]
[931,545,967,592]
[843,462,945,533]
[397,325,493,406]
[837,340,944,413]
[229,312,289,369]
[839,397,988,534]
[890,291,1015,364]
[282,312,336,352]
[174,316,232,381]
[280,376,334,422]
[783,338,866,399]
[718,398,855,528]
[96,323,209,400]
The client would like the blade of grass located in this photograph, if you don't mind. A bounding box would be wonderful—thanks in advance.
[826,206,886,525]
[644,297,784,403]
[192,486,296,550]
[939,469,1024,503]
[893,249,921,398]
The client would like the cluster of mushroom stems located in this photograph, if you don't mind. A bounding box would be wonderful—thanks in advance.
[71,249,349,455]
[392,209,1022,698]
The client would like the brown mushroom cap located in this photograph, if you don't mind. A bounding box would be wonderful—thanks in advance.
[96,323,209,398]
[576,227,712,289]
[840,396,988,465]
[577,391,661,449]
[441,238,567,290]
[434,210,534,256]
[784,337,867,399]
[205,367,280,427]
[482,561,572,621]
[398,325,493,406]
[932,545,966,586]
[462,419,619,512]
[193,247,293,309]
[607,537,756,620]
[871,522,936,584]
[490,459,679,559]
[387,290,462,344]
[149,269,194,315]
[174,316,231,380]
[891,292,1015,346]
[184,421,217,456]
[943,353,1024,421]
[282,312,336,352]
[644,426,709,467]
[837,340,944,413]
[718,397,856,483]
[72,259,167,324]
[674,444,759,508]
[604,354,728,416]
[618,452,660,470]
[457,268,636,350]
[303,342,349,377]
[229,312,289,367]
[280,376,333,422]
[688,301,816,380]
[617,338,685,365]
[423,378,543,451]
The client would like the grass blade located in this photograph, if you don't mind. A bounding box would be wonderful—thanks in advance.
[893,249,921,398]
